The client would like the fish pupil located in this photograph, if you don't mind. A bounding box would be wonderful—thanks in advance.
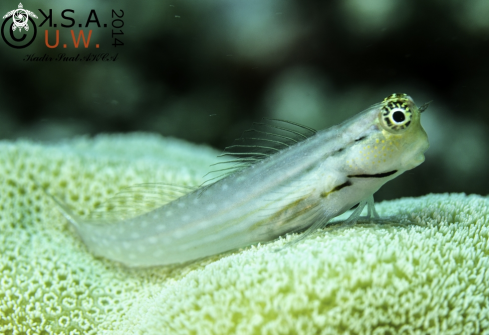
[393,111,405,123]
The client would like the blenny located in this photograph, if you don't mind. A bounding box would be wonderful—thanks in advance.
[51,93,430,267]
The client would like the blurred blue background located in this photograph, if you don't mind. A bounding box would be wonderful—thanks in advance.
[0,0,488,200]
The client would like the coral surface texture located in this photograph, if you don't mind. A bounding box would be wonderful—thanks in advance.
[0,134,488,335]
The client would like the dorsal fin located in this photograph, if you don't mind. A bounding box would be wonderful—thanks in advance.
[202,118,317,185]
[87,183,196,223]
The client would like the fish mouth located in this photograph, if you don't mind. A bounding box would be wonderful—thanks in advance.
[416,153,426,164]
[407,152,425,170]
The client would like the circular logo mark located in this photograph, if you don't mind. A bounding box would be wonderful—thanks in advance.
[1,16,37,48]
[2,3,38,49]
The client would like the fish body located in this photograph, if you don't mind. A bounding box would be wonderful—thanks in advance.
[54,93,429,267]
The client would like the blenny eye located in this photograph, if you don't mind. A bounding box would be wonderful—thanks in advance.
[380,99,412,133]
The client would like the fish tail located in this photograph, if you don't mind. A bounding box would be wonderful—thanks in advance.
[39,185,83,228]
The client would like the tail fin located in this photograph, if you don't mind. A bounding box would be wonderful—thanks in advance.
[39,186,82,228]
[40,182,196,227]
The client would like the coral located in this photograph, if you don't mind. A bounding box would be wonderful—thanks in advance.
[0,133,488,334]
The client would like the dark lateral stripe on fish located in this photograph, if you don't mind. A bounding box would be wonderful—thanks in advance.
[320,180,352,198]
[348,170,398,178]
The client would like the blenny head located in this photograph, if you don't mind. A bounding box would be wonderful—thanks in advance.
[344,93,429,177]
[375,93,429,171]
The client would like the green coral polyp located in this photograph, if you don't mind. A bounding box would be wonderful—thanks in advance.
[0,134,488,334]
